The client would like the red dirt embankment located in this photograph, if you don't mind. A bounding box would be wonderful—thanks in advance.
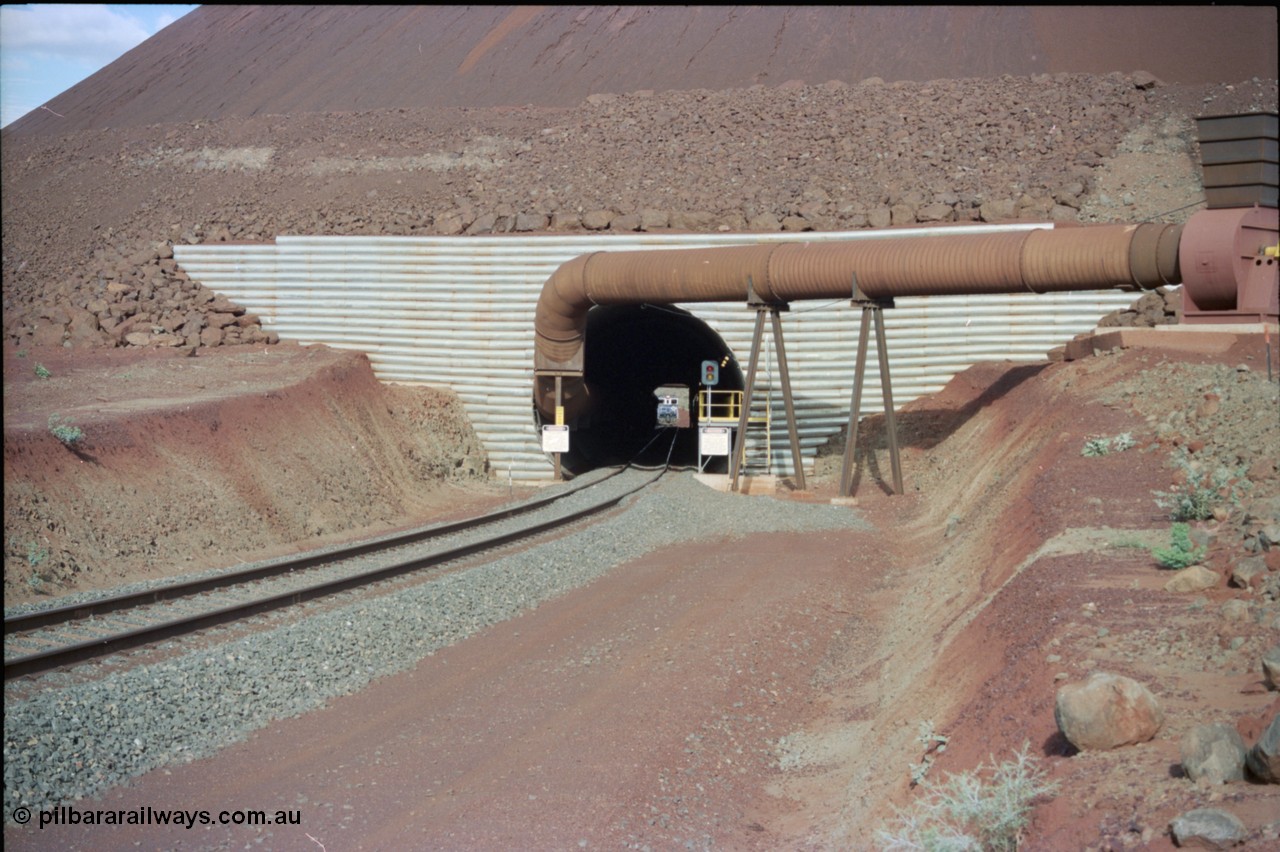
[3,342,498,602]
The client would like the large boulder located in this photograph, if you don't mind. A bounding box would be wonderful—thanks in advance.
[1055,672,1163,751]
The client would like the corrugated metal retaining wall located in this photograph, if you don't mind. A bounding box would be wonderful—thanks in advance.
[173,227,1140,482]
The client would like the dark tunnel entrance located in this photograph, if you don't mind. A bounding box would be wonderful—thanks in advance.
[547,304,744,475]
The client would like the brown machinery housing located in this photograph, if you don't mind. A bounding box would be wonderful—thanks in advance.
[1182,112,1279,323]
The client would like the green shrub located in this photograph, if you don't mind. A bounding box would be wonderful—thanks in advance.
[26,542,48,568]
[1151,522,1206,569]
[47,413,84,446]
[1153,450,1246,521]
[1082,432,1135,457]
[34,363,51,379]
[877,742,1056,851]
[1081,438,1110,457]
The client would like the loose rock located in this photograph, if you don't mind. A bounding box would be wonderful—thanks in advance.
[1245,713,1280,783]
[1169,808,1247,849]
[1264,645,1280,690]
[1165,565,1219,593]
[1180,722,1247,784]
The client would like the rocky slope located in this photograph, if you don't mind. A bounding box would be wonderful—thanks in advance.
[6,7,1274,137]
[2,73,1275,354]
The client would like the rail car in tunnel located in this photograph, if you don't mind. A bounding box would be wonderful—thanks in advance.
[535,304,744,474]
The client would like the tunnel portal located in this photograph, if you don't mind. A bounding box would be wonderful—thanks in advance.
[543,304,743,475]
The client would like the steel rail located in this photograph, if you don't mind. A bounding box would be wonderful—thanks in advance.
[4,465,628,635]
[5,466,660,680]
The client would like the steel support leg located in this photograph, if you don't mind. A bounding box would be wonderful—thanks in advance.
[839,308,872,497]
[840,301,902,496]
[874,307,904,495]
[730,309,767,492]
[553,375,563,481]
[770,308,806,492]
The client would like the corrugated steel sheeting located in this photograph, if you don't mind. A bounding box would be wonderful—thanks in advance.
[173,228,1141,481]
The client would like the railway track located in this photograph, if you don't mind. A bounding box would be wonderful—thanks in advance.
[4,464,664,680]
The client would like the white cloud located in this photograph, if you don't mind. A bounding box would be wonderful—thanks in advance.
[0,55,34,73]
[0,4,151,67]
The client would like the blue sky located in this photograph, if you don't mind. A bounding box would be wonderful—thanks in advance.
[0,3,198,127]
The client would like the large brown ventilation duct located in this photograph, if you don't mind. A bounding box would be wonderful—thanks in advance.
[534,221,1184,420]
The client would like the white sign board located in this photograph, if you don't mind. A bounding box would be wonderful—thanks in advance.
[699,426,731,456]
[541,425,570,453]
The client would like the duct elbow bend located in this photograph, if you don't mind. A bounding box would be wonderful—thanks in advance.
[534,253,596,372]
[534,253,598,422]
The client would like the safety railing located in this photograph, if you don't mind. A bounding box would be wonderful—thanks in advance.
[697,389,767,424]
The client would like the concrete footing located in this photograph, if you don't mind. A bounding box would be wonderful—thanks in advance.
[693,473,779,495]
[1062,323,1279,361]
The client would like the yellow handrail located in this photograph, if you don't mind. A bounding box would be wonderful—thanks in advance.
[697,389,767,424]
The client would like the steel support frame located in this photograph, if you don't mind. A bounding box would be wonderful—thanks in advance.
[729,281,807,493]
[839,289,903,497]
